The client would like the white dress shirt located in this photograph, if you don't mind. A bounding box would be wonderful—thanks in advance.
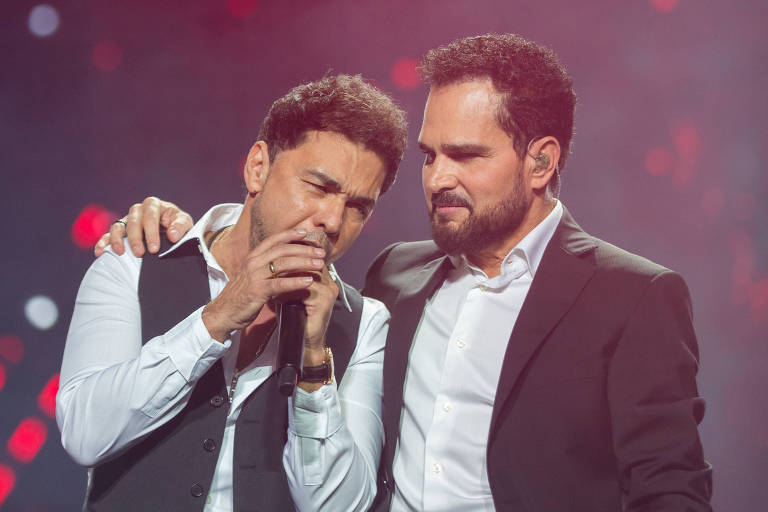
[57,203,387,512]
[391,201,563,512]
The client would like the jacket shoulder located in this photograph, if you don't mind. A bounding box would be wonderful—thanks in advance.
[362,240,444,302]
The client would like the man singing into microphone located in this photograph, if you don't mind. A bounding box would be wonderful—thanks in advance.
[56,74,407,511]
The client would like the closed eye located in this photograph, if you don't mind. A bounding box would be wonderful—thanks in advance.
[446,151,481,161]
[348,201,369,217]
[305,180,327,192]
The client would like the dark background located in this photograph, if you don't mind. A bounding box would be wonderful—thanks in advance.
[1,0,766,509]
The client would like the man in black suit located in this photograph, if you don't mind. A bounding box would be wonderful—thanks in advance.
[101,34,712,511]
[362,34,712,511]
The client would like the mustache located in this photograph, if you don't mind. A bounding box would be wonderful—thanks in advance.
[431,191,472,213]
[295,231,333,262]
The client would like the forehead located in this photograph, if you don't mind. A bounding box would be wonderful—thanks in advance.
[419,80,510,145]
[274,130,387,198]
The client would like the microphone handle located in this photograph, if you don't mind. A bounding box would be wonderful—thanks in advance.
[276,301,306,396]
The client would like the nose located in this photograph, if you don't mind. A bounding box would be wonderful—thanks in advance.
[314,196,345,236]
[424,156,458,193]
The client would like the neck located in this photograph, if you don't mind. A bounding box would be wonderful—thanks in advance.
[466,197,556,278]
[210,208,252,279]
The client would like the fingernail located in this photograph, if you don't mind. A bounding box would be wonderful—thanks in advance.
[313,248,325,256]
[312,258,323,266]
[301,277,313,284]
[149,243,159,252]
[131,244,142,253]
[296,229,307,235]
[168,228,178,236]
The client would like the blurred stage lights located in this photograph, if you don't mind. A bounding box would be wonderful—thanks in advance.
[24,296,59,331]
[38,375,59,418]
[92,41,123,71]
[0,335,24,364]
[28,5,60,38]
[72,204,115,249]
[0,465,14,508]
[651,0,679,12]
[390,58,420,90]
[7,418,48,464]
[644,147,672,176]
[227,0,259,19]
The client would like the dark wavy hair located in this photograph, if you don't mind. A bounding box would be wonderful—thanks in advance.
[420,34,577,186]
[257,74,408,195]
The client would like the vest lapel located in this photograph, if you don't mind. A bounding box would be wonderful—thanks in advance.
[489,208,598,438]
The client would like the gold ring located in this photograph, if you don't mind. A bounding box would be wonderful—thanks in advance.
[268,261,277,278]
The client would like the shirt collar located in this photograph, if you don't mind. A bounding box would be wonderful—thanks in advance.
[448,199,564,279]
[159,203,352,312]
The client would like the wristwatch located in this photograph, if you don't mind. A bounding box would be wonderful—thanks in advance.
[300,346,333,384]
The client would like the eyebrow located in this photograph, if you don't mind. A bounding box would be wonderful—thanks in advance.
[305,168,377,211]
[418,141,492,156]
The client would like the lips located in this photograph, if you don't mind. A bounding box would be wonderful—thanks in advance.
[431,191,471,213]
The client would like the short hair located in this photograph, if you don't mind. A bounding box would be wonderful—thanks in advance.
[257,74,408,195]
[420,33,577,186]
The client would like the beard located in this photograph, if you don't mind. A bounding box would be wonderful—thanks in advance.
[429,172,528,256]
[249,197,268,250]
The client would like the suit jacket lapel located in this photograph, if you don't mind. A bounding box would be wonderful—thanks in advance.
[489,207,598,437]
[383,254,453,466]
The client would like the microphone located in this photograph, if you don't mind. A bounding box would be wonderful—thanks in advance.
[276,301,306,396]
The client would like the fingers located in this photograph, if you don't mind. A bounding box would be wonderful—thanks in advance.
[161,207,194,243]
[108,219,128,256]
[140,197,163,254]
[94,233,111,257]
[267,275,315,296]
[125,204,147,257]
[249,229,313,258]
[269,256,325,278]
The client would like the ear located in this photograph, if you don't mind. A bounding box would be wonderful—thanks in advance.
[244,141,271,196]
[526,136,561,193]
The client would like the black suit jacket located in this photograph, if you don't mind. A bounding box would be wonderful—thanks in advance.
[363,207,712,511]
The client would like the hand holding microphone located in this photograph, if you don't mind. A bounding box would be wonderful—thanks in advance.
[277,254,339,396]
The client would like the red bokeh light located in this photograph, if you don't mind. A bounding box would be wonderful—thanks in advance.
[0,465,15,508]
[38,374,59,418]
[671,121,700,185]
[0,334,24,364]
[91,41,123,71]
[72,204,116,250]
[390,58,420,90]
[644,147,672,176]
[227,0,259,19]
[0,364,5,392]
[7,418,47,463]
[650,0,678,12]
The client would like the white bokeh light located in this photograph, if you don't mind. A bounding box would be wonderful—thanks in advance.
[25,295,59,330]
[28,5,60,38]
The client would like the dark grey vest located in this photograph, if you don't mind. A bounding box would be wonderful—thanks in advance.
[85,238,362,511]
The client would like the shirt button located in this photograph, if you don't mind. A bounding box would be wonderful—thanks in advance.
[442,402,452,413]
[431,462,442,474]
[202,438,216,452]
[190,483,204,497]
[456,339,466,349]
[210,396,225,407]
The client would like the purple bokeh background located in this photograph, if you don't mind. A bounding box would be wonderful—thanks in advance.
[1,0,766,509]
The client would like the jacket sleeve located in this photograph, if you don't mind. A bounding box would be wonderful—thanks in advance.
[607,270,712,510]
